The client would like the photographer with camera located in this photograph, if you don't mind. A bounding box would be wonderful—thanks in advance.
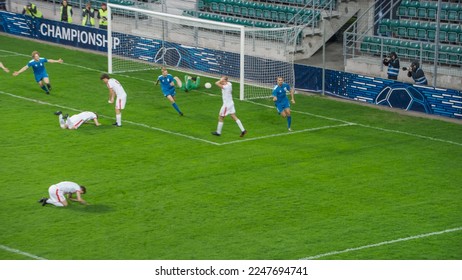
[383,52,400,80]
[403,60,428,85]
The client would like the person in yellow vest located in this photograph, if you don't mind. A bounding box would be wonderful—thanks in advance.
[22,3,43,18]
[60,0,73,23]
[97,2,108,30]
[81,2,95,27]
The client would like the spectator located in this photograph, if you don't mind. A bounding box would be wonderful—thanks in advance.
[22,2,43,18]
[82,2,95,27]
[97,2,108,29]
[60,0,73,23]
[382,51,400,80]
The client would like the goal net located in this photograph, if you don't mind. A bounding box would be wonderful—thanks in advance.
[107,3,301,100]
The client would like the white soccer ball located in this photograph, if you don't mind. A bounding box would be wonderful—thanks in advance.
[205,82,212,89]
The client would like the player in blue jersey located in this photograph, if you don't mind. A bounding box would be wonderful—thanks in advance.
[13,51,63,94]
[155,68,183,116]
[272,76,295,131]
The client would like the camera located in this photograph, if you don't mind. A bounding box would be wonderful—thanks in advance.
[402,67,408,71]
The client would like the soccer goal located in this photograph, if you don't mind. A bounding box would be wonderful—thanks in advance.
[107,3,301,100]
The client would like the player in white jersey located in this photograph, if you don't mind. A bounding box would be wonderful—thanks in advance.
[211,76,247,137]
[38,181,87,207]
[54,111,101,129]
[100,73,127,127]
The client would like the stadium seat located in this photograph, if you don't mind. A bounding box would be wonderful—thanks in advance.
[447,24,461,43]
[360,36,371,53]
[397,0,409,17]
[448,46,462,65]
[397,40,410,58]
[407,1,419,18]
[417,2,428,19]
[387,39,401,54]
[426,2,437,20]
[240,6,248,17]
[417,22,429,40]
[438,45,451,64]
[422,43,435,61]
[378,18,391,36]
[407,21,420,39]
[397,20,410,37]
[369,37,382,55]
[407,42,421,59]
[389,19,401,36]
[447,4,460,21]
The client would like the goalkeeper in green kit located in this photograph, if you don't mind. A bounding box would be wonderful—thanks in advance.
[181,75,201,92]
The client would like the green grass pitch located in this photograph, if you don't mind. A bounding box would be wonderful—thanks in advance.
[0,34,461,260]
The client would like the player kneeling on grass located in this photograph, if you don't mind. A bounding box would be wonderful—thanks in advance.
[38,181,87,207]
[55,111,101,129]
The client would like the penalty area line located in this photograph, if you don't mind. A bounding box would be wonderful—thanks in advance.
[300,226,462,260]
[221,123,355,145]
[0,91,220,146]
[0,245,47,260]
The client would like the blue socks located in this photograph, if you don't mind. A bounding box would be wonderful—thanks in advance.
[287,116,292,129]
[172,103,182,114]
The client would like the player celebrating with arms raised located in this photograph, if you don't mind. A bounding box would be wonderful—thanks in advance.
[13,51,63,94]
[100,73,127,127]
[156,68,184,116]
[272,76,295,131]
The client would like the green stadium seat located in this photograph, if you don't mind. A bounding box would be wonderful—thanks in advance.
[417,22,428,40]
[389,19,401,36]
[360,36,372,53]
[387,39,401,54]
[398,40,410,58]
[417,2,428,19]
[407,1,419,18]
[248,7,255,17]
[438,45,451,64]
[427,2,437,20]
[440,3,451,21]
[422,43,435,61]
[407,21,420,39]
[382,38,393,54]
[407,42,421,59]
[397,20,410,37]
[447,24,461,43]
[240,6,248,17]
[397,0,409,17]
[233,3,241,15]
[378,18,391,36]
[448,46,462,65]
[447,4,460,21]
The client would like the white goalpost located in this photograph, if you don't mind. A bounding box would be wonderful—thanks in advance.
[107,3,301,100]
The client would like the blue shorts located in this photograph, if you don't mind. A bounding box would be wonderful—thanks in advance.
[275,99,290,114]
[34,73,48,83]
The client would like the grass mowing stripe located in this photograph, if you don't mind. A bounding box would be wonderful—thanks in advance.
[0,245,47,260]
[301,226,462,260]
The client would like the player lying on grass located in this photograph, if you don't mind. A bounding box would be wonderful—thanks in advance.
[54,111,101,129]
[12,51,63,94]
[38,181,87,207]
[182,75,201,92]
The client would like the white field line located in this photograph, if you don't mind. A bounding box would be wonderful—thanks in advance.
[3,50,462,147]
[0,91,220,146]
[0,245,47,260]
[301,226,462,260]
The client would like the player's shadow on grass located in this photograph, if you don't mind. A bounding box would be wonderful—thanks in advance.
[69,204,113,213]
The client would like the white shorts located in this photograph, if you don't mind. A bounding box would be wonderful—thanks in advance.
[219,103,236,117]
[48,185,66,204]
[115,96,127,110]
